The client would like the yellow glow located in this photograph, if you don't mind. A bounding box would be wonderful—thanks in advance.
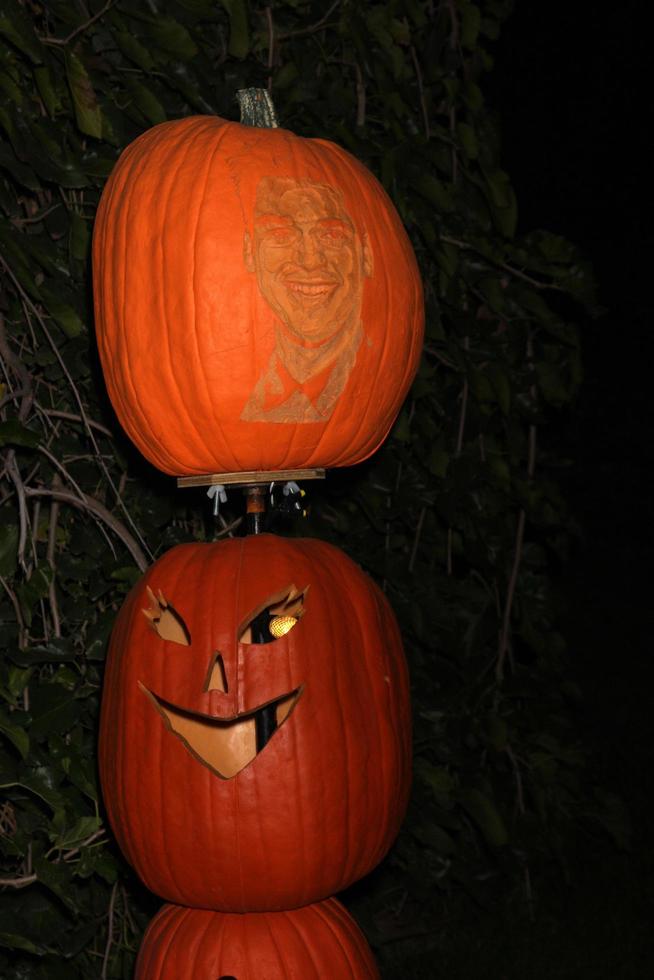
[269,615,298,639]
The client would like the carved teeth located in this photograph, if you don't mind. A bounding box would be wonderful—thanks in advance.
[286,282,334,295]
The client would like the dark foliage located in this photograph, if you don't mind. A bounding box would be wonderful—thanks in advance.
[0,1,622,976]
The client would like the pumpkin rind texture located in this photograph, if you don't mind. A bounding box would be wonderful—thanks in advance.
[99,535,411,911]
[92,115,424,475]
[135,899,380,979]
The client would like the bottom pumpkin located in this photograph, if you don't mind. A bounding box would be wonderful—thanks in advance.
[135,898,380,979]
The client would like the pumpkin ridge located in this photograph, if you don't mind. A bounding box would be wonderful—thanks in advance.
[313,899,361,977]
[192,122,233,464]
[111,135,172,470]
[157,130,214,467]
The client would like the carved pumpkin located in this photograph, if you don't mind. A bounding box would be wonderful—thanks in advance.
[92,113,423,476]
[99,534,411,911]
[135,899,380,979]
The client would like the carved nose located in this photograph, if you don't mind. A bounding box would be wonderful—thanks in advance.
[205,652,228,693]
[297,229,324,268]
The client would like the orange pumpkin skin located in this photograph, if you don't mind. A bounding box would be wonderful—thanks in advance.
[99,535,411,911]
[92,115,423,475]
[135,899,380,979]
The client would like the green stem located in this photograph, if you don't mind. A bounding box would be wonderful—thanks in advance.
[237,88,279,128]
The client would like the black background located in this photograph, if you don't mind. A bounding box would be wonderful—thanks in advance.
[492,1,653,972]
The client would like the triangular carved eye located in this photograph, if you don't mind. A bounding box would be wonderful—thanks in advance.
[142,588,190,646]
[239,585,307,645]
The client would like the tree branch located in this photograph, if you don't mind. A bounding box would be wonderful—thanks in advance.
[39,0,117,46]
[24,487,148,572]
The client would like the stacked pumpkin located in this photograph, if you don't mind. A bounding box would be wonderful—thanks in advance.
[95,91,423,978]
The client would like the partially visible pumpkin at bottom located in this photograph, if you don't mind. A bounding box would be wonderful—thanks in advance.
[135,899,380,979]
[99,534,411,911]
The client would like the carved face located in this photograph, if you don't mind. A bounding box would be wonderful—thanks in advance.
[94,115,424,473]
[245,178,372,344]
[99,535,411,912]
[140,583,307,780]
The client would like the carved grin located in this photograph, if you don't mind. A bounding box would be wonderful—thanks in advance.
[285,279,337,297]
[142,684,302,779]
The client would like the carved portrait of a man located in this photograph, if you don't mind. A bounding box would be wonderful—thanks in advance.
[240,176,373,423]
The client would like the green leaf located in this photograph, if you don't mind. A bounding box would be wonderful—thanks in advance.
[140,13,199,61]
[274,62,299,90]
[0,772,64,815]
[29,682,81,738]
[53,814,102,849]
[428,445,450,478]
[457,121,478,159]
[114,30,155,70]
[39,289,85,337]
[459,788,508,846]
[220,0,249,58]
[64,51,102,139]
[68,211,89,262]
[0,420,40,448]
[0,710,29,759]
[461,3,482,49]
[126,79,167,126]
[0,0,42,63]
[412,173,453,212]
[0,140,40,190]
[33,858,77,911]
[0,932,46,954]
[33,66,62,117]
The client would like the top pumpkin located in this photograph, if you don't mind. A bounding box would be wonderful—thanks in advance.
[93,113,423,476]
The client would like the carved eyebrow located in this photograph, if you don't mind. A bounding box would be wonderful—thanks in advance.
[316,218,352,230]
[142,587,190,646]
[239,585,307,644]
[254,214,294,227]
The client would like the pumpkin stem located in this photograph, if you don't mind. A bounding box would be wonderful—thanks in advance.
[237,88,279,128]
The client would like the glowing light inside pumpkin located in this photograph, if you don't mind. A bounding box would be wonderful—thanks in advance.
[269,615,298,638]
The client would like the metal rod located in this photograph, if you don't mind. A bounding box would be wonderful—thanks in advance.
[244,485,266,535]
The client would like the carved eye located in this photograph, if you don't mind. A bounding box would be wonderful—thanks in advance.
[317,220,352,246]
[239,585,307,645]
[142,587,190,646]
[260,224,299,246]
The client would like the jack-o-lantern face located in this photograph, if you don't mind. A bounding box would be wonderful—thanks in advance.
[141,584,307,779]
[99,535,411,912]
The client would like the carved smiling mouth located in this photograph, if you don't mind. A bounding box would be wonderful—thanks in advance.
[284,279,338,297]
[142,684,302,780]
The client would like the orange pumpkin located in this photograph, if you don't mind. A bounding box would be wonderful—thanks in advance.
[99,534,411,911]
[92,114,423,476]
[135,899,380,979]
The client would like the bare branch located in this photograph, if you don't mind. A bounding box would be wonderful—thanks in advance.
[39,0,117,46]
[24,487,148,572]
[101,881,119,980]
[0,873,37,889]
[37,407,114,439]
[47,477,62,638]
[276,1,340,40]
[0,255,153,563]
[410,43,430,139]
[0,313,33,422]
